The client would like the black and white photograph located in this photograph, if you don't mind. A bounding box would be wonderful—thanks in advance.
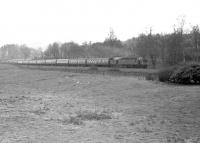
[0,0,200,142]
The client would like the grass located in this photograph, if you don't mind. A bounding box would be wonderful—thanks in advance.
[61,111,112,125]
[76,111,112,121]
[67,116,84,125]
[89,66,98,70]
[109,67,120,71]
[31,105,50,115]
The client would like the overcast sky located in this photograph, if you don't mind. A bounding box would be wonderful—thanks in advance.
[0,0,199,49]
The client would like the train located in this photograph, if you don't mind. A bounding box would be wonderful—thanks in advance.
[7,57,148,68]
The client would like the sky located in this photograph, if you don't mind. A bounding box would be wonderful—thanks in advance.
[0,0,199,49]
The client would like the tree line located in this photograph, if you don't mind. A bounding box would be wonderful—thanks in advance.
[43,24,200,68]
[0,22,200,68]
[0,44,43,60]
[125,24,200,67]
[43,29,129,59]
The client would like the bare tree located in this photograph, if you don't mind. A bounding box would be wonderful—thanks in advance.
[136,29,159,68]
[20,45,31,59]
[166,16,185,64]
[104,28,123,48]
[60,43,69,59]
[191,25,200,61]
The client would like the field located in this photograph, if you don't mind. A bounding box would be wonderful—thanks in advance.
[0,64,200,142]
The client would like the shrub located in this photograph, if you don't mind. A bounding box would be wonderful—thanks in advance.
[169,64,200,84]
[157,67,176,82]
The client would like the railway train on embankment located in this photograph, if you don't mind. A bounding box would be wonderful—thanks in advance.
[6,57,148,68]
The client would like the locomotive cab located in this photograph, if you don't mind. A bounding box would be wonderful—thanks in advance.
[109,57,147,68]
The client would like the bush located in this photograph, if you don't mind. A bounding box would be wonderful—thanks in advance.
[169,64,200,84]
[157,67,176,82]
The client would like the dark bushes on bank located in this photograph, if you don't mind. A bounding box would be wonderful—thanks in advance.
[155,64,200,84]
[169,64,200,84]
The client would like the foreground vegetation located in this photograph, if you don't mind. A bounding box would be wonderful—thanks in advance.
[0,64,200,142]
[155,63,200,84]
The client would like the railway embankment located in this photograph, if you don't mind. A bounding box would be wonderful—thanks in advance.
[14,64,158,79]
